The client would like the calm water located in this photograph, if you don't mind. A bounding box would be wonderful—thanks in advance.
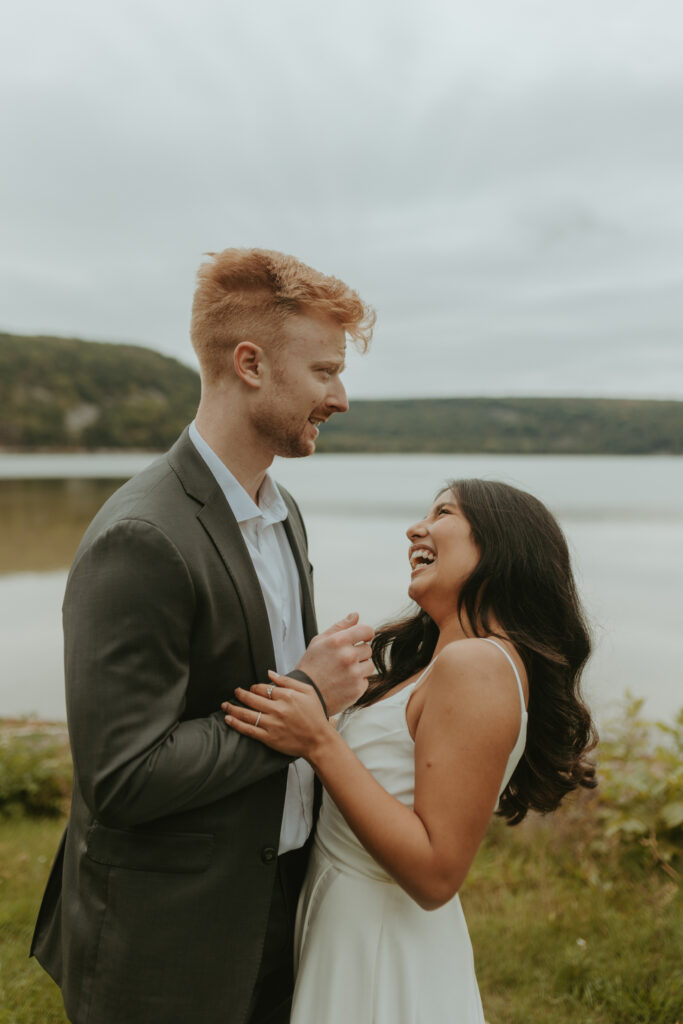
[0,452,681,723]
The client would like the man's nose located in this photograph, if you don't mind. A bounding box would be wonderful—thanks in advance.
[327,377,349,414]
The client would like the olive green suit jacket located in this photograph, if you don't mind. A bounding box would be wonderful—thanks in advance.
[31,427,318,1024]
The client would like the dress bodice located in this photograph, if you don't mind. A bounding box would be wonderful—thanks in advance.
[314,640,528,883]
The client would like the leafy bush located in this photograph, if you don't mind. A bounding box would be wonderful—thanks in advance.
[485,698,683,885]
[0,723,72,817]
[555,699,683,882]
[590,698,683,878]
[470,701,683,1023]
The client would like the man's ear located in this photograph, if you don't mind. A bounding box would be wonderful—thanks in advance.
[233,342,265,388]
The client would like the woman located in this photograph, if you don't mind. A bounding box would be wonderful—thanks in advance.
[224,479,597,1023]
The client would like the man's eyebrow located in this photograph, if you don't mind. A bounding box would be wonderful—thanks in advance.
[313,359,346,371]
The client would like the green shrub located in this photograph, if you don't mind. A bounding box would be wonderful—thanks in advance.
[560,699,682,881]
[595,699,683,877]
[0,723,72,817]
[485,698,683,886]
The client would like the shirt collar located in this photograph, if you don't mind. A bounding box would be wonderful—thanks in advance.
[188,420,288,526]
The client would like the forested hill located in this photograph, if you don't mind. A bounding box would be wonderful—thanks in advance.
[317,396,683,455]
[0,333,200,449]
[1,332,681,453]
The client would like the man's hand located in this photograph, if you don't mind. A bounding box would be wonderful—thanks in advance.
[295,612,374,716]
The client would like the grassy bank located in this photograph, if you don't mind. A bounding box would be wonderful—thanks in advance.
[2,819,680,1024]
[468,821,681,1023]
[0,817,67,1024]
[1,706,681,1023]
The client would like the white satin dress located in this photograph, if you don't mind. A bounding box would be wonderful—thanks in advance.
[290,639,528,1024]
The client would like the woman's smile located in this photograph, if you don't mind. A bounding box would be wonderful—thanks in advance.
[409,546,437,576]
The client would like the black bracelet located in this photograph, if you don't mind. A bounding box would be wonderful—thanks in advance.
[285,669,329,720]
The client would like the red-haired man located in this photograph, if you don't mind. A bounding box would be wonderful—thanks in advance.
[32,249,376,1024]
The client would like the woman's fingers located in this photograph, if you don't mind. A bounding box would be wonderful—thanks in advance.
[222,700,263,724]
[249,672,292,699]
[249,683,275,699]
[223,700,266,730]
[231,672,309,705]
[222,688,270,713]
[267,670,310,692]
[223,699,301,755]
[223,678,328,759]
[223,705,268,740]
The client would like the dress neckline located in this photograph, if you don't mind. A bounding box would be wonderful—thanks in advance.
[356,639,527,716]
[358,655,441,711]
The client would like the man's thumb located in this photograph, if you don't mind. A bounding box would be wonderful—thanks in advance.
[333,611,359,630]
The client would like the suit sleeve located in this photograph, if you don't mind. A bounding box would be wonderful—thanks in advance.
[65,517,292,828]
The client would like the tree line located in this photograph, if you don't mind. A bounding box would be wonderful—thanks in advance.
[2,332,681,453]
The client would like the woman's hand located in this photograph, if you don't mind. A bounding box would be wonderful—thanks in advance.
[222,671,334,759]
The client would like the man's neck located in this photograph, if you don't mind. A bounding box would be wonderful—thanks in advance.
[194,406,272,503]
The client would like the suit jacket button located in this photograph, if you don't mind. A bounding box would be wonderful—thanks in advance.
[261,846,277,864]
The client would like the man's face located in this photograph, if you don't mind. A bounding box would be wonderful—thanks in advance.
[254,310,349,458]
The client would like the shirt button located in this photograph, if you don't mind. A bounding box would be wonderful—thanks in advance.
[261,846,277,864]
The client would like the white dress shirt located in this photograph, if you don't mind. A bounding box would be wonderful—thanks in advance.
[189,421,315,854]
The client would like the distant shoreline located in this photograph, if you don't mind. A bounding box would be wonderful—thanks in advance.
[2,334,682,455]
[1,447,682,456]
[0,446,165,455]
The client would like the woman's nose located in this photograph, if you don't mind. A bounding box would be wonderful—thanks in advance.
[406,519,428,541]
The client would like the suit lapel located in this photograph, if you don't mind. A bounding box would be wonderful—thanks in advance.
[167,429,317,677]
[167,429,275,682]
[197,496,276,681]
[169,428,325,819]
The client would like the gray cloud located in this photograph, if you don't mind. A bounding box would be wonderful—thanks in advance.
[1,0,682,397]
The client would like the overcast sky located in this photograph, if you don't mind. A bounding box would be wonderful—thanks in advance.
[2,0,682,398]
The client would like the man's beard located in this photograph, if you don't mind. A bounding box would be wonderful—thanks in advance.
[254,406,317,458]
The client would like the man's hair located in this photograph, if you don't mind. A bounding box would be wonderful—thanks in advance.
[190,248,375,382]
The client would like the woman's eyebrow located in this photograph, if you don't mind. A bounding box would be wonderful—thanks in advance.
[430,500,457,515]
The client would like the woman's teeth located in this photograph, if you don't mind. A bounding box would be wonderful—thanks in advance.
[410,549,436,571]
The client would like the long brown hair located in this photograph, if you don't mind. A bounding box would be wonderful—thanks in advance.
[357,479,597,824]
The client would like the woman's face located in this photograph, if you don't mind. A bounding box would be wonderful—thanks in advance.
[406,489,480,619]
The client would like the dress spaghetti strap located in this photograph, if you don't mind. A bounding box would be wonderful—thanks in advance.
[413,652,440,689]
[483,638,527,715]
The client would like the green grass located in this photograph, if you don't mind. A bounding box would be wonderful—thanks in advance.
[0,818,68,1023]
[466,821,682,1024]
[1,816,681,1024]
[1,703,682,1022]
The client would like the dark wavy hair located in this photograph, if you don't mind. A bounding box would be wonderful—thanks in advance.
[356,478,597,824]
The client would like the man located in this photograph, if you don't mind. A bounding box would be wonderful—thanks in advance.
[31,248,376,1024]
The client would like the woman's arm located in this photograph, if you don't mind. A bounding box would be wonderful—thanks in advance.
[224,639,523,910]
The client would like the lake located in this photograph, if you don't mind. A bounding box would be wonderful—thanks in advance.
[0,451,681,724]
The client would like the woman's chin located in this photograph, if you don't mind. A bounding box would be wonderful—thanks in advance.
[407,578,428,605]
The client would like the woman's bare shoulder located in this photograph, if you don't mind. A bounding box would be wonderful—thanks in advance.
[420,638,524,730]
[432,636,515,677]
